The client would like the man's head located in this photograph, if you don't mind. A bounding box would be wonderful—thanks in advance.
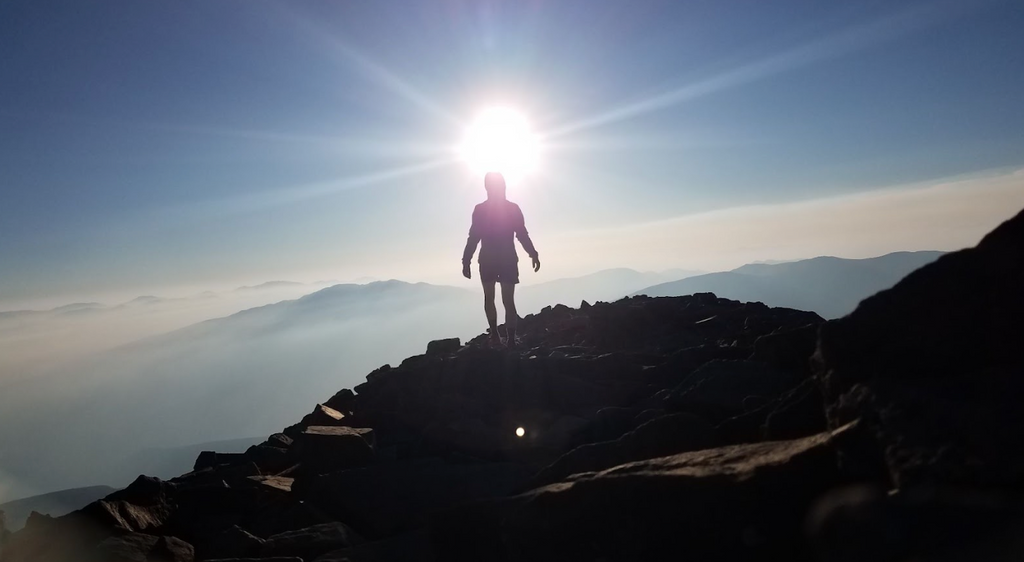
[484,172,507,201]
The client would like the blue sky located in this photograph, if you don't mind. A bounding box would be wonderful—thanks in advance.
[2,0,1023,308]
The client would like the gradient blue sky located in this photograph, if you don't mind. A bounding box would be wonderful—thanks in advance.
[2,0,1023,308]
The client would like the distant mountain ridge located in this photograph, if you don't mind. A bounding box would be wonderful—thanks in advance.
[635,251,944,318]
[233,280,306,292]
[0,280,336,316]
[128,280,473,345]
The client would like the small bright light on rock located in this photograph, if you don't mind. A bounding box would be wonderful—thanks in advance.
[516,427,526,437]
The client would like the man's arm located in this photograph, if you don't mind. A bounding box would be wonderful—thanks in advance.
[462,206,481,277]
[513,204,540,272]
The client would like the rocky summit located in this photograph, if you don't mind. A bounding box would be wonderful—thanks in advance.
[2,208,1023,562]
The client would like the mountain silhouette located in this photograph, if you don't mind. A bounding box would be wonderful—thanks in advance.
[233,281,306,291]
[635,251,944,318]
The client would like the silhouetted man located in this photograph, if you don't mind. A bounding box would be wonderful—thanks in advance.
[463,172,540,347]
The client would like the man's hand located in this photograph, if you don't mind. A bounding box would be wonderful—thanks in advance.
[462,262,472,279]
[532,255,541,273]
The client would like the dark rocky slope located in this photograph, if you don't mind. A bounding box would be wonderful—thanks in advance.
[2,208,1022,562]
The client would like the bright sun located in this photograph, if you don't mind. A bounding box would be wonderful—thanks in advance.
[458,107,540,183]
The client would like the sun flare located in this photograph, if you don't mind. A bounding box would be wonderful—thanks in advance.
[458,107,540,183]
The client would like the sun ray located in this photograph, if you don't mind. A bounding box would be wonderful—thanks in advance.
[146,122,450,159]
[547,3,963,138]
[172,157,458,220]
[275,5,462,127]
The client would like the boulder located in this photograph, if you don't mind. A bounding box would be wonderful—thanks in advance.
[80,476,173,534]
[531,413,718,487]
[542,371,641,418]
[750,323,819,374]
[426,338,461,355]
[311,403,349,426]
[243,475,294,493]
[324,388,356,413]
[762,378,827,440]
[808,485,1024,562]
[242,496,337,541]
[162,482,251,543]
[163,474,334,545]
[196,525,264,560]
[266,433,294,449]
[418,417,507,460]
[293,426,376,473]
[302,458,532,538]
[173,462,261,491]
[497,424,857,562]
[590,407,644,442]
[284,404,350,438]
[312,530,433,562]
[260,522,362,560]
[826,374,1024,489]
[666,360,800,424]
[242,444,293,475]
[92,534,194,562]
[240,433,295,474]
[194,451,246,471]
[639,344,753,388]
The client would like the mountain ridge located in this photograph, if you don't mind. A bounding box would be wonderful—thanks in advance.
[635,250,944,318]
[2,207,1023,560]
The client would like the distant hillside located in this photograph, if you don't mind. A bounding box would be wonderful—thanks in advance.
[0,486,115,531]
[635,251,944,318]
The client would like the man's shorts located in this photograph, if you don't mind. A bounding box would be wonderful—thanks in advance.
[479,260,519,284]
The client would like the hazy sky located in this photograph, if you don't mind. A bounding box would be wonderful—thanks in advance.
[2,0,1023,309]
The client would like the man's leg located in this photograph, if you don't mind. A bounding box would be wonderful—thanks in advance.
[500,282,517,346]
[482,280,500,343]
